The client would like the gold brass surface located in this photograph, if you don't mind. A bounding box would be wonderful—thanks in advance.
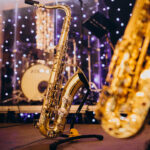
[33,3,89,138]
[95,0,150,138]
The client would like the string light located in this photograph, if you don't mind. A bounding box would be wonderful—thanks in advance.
[26,38,29,42]
[92,119,96,123]
[74,24,77,27]
[57,35,60,38]
[8,19,11,22]
[31,30,34,33]
[88,31,91,35]
[77,55,81,59]
[27,114,31,118]
[116,30,119,34]
[5,93,8,96]
[18,61,22,64]
[20,113,24,117]
[28,9,31,13]
[21,24,25,28]
[101,56,104,60]
[121,22,124,27]
[91,36,95,41]
[4,75,8,78]
[1,0,133,103]
[16,77,20,80]
[83,14,86,18]
[117,8,121,11]
[78,41,82,44]
[100,44,104,48]
[73,16,77,20]
[23,54,26,57]
[71,4,74,8]
[92,10,95,14]
[18,16,22,19]
[116,17,120,22]
[102,8,106,11]
[107,6,110,10]
[57,15,61,19]
[119,38,122,41]
[6,61,9,65]
[102,64,105,67]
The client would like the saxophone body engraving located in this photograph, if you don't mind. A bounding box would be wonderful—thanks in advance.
[33,3,89,138]
[95,0,150,138]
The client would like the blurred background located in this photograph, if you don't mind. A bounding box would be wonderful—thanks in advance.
[0,0,135,123]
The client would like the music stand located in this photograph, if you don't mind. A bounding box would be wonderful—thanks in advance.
[83,12,118,50]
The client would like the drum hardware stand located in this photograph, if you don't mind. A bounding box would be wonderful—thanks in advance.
[87,34,102,93]
[2,90,27,104]
[50,88,103,150]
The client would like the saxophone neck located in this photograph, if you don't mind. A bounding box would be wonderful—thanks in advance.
[56,5,71,50]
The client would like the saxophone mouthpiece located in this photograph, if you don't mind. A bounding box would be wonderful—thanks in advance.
[25,0,39,5]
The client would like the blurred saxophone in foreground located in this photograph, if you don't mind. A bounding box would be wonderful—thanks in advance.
[28,2,89,138]
[95,0,150,138]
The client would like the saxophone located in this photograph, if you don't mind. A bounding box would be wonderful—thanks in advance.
[25,1,89,138]
[95,0,150,138]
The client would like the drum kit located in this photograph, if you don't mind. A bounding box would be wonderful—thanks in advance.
[2,49,54,103]
[21,62,51,101]
[7,44,78,103]
[18,47,57,102]
[3,37,101,103]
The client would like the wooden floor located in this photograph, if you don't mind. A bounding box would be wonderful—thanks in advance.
[0,123,150,150]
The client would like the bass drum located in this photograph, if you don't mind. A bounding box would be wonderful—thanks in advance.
[21,64,51,101]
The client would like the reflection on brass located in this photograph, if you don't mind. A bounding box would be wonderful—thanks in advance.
[32,3,89,138]
[95,0,150,138]
[36,7,54,52]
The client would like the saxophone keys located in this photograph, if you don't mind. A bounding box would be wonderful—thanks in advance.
[128,59,137,71]
[123,75,132,87]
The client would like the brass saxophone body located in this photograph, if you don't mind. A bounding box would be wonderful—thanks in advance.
[33,3,89,138]
[95,0,150,138]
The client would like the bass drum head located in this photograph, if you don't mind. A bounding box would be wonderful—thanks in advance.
[21,64,51,101]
